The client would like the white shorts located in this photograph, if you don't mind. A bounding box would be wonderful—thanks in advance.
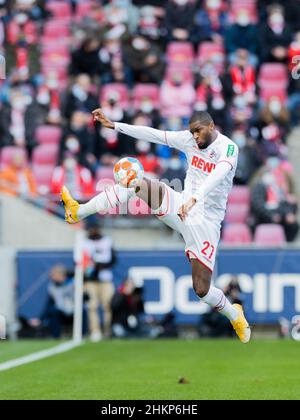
[155,184,220,273]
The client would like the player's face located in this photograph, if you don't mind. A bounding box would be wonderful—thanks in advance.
[189,121,214,149]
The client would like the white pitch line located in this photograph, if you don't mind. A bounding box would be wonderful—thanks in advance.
[0,340,82,372]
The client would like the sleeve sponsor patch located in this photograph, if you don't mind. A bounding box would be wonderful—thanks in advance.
[226,144,235,157]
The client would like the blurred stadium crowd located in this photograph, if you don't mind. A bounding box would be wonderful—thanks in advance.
[0,0,300,243]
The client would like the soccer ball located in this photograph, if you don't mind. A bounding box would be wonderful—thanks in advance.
[113,157,144,188]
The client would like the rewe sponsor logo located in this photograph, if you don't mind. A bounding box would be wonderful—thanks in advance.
[191,156,216,173]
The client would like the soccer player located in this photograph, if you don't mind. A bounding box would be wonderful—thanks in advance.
[62,109,251,343]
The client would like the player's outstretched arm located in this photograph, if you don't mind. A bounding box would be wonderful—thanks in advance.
[92,108,115,129]
[92,107,188,151]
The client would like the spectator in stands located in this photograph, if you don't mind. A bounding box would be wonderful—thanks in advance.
[63,74,98,121]
[124,34,165,84]
[138,4,164,41]
[161,151,186,189]
[137,96,161,129]
[251,158,299,242]
[99,33,132,85]
[0,88,38,156]
[42,265,74,339]
[136,141,160,178]
[232,129,262,185]
[192,0,229,44]
[284,0,300,32]
[259,0,300,32]
[0,148,37,197]
[35,84,62,124]
[225,8,258,66]
[70,38,102,78]
[133,0,167,7]
[51,152,94,200]
[83,220,116,342]
[160,71,196,119]
[12,0,49,21]
[259,5,292,63]
[103,0,139,34]
[111,278,145,338]
[59,111,97,174]
[164,0,196,43]
[288,31,300,126]
[229,94,255,131]
[94,90,133,159]
[6,4,38,45]
[228,49,257,106]
[255,96,291,144]
[195,70,228,131]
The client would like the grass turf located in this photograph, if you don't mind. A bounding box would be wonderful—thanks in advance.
[0,339,299,400]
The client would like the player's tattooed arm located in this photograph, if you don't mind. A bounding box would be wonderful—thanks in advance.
[178,197,197,221]
[92,108,115,129]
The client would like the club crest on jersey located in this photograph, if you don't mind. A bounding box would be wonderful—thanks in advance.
[209,150,217,159]
[191,156,216,173]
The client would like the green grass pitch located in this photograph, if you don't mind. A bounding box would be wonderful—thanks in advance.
[0,339,299,400]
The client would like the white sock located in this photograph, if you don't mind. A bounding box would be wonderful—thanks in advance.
[77,184,136,220]
[201,286,238,321]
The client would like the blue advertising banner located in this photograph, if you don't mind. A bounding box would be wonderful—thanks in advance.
[17,249,300,325]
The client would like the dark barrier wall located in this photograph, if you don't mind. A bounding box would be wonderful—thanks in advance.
[17,249,300,325]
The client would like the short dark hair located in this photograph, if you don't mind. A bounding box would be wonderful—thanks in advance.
[189,111,214,126]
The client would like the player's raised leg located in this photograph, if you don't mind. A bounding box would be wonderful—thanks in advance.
[61,171,166,224]
[191,260,251,343]
[61,184,137,224]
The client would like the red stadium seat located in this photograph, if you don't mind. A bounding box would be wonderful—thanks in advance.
[35,126,62,146]
[197,42,225,75]
[42,42,70,56]
[32,164,54,194]
[222,223,252,244]
[165,65,194,84]
[225,203,249,224]
[40,37,70,50]
[254,224,286,246]
[41,45,70,68]
[198,42,225,60]
[228,186,251,206]
[132,84,160,109]
[166,42,194,65]
[100,84,130,109]
[259,63,288,84]
[0,147,28,168]
[46,1,72,19]
[258,64,288,102]
[41,63,68,76]
[260,85,288,103]
[75,1,93,18]
[32,145,59,166]
[43,21,70,38]
[41,66,69,90]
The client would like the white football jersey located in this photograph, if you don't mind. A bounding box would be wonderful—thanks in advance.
[115,123,239,225]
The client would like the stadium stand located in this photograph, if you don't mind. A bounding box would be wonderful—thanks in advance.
[0,0,299,242]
